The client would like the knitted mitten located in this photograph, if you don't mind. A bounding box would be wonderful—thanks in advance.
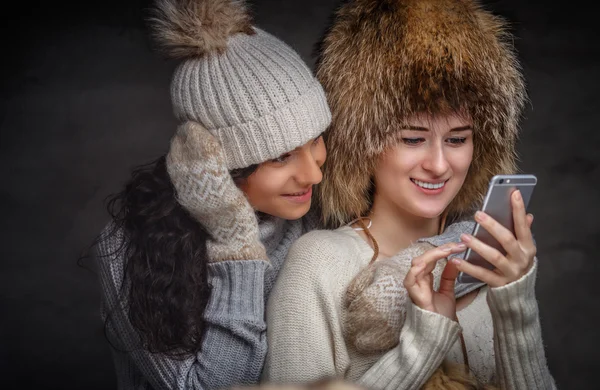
[344,242,445,352]
[166,121,267,262]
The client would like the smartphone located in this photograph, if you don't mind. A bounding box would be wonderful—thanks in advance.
[456,174,537,284]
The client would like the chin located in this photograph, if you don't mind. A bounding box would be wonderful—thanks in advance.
[269,203,311,221]
[411,204,448,220]
[417,210,445,220]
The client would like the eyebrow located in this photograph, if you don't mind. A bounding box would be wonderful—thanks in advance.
[405,125,473,132]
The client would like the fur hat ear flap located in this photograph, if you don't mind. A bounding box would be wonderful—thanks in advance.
[316,0,527,227]
[316,135,378,228]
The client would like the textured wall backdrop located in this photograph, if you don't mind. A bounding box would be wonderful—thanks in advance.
[1,0,598,388]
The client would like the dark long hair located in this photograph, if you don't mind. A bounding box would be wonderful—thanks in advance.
[99,155,257,358]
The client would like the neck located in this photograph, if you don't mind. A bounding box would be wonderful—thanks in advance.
[366,194,440,257]
[257,213,286,255]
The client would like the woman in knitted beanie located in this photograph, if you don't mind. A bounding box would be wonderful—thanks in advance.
[93,0,332,389]
[263,0,555,389]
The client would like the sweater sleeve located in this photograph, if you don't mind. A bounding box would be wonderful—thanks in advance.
[487,259,557,390]
[262,231,355,383]
[356,302,461,390]
[96,228,270,390]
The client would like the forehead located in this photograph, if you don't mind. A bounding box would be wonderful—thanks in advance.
[402,112,472,130]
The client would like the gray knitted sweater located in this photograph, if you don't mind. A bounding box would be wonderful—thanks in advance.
[95,214,309,390]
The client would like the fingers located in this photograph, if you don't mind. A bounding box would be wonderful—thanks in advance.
[405,244,465,315]
[403,262,424,289]
[405,243,464,298]
[473,210,520,257]
[184,121,221,152]
[406,243,464,286]
[460,233,516,279]
[451,257,506,288]
[460,207,536,284]
[508,191,537,263]
[411,243,466,268]
[171,122,226,166]
[527,213,534,228]
[511,190,534,246]
[438,261,459,298]
[459,191,537,285]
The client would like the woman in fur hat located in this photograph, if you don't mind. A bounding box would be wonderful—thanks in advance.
[263,0,555,389]
[93,0,332,389]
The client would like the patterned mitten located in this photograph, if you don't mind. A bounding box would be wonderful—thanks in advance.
[344,242,445,352]
[166,121,267,262]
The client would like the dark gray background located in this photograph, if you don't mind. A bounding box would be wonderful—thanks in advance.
[1,0,598,388]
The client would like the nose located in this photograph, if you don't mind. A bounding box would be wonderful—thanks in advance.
[295,151,323,186]
[422,142,450,177]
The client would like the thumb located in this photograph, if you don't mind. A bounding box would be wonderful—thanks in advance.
[438,260,459,298]
[168,121,225,166]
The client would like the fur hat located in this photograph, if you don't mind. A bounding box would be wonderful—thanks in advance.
[315,0,527,227]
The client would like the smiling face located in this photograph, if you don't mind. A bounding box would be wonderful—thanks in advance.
[239,136,327,220]
[373,112,474,220]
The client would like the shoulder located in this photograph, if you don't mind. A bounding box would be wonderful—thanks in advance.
[288,227,364,265]
[94,221,128,289]
[277,226,370,289]
[269,227,370,320]
[95,222,126,260]
[293,226,359,248]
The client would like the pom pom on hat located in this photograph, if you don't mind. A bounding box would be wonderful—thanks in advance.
[149,0,331,169]
[149,0,255,58]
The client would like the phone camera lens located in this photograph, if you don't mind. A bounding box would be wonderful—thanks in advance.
[499,179,504,184]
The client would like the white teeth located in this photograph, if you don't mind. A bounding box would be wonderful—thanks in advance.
[412,179,445,189]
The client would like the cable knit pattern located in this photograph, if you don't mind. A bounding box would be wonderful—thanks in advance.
[95,213,309,390]
[264,226,556,390]
[167,121,267,262]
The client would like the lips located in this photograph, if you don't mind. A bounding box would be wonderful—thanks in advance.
[410,178,449,195]
[411,179,447,189]
[285,189,311,196]
[282,187,313,203]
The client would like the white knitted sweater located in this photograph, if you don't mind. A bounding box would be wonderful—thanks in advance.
[263,225,556,389]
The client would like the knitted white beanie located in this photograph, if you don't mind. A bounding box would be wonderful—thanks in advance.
[152,0,331,169]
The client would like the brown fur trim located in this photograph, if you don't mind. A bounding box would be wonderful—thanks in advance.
[230,379,366,390]
[316,0,527,228]
[421,361,499,390]
[149,0,255,59]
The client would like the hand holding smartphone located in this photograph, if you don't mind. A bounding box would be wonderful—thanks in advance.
[456,174,537,284]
